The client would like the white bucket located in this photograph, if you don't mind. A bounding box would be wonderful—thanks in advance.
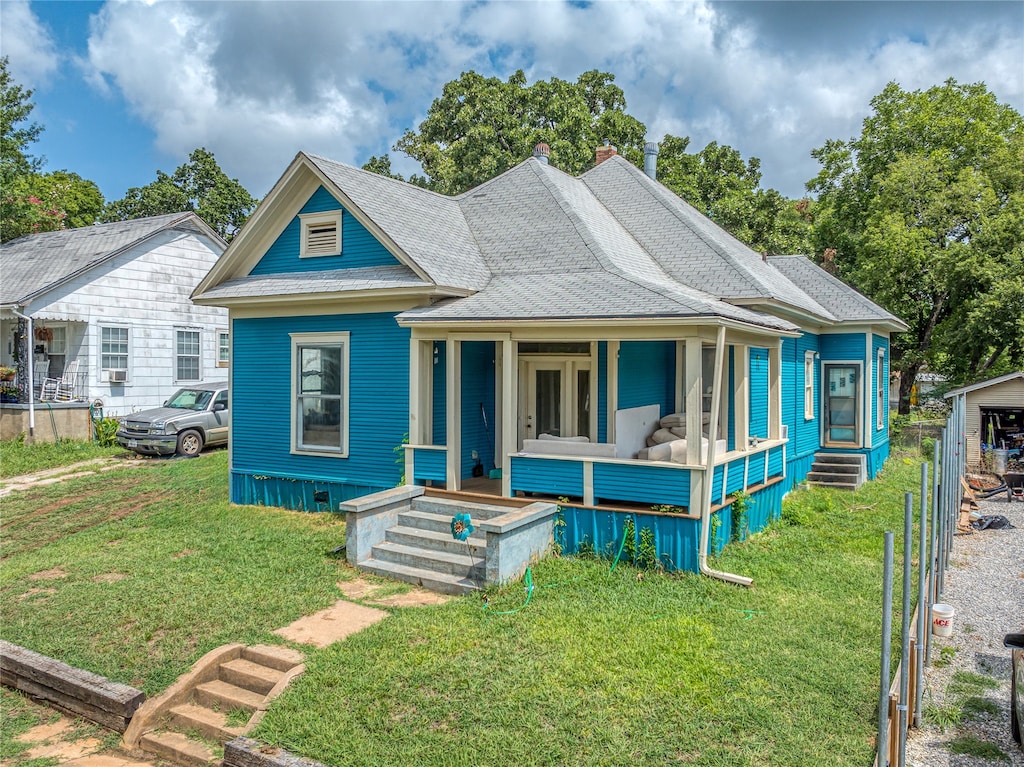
[932,603,955,637]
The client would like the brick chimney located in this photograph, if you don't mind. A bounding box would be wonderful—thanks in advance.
[595,139,617,165]
[532,143,550,165]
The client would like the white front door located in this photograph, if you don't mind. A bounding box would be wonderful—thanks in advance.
[518,357,592,447]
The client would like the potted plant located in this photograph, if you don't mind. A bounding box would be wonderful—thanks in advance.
[0,366,16,382]
[0,384,18,403]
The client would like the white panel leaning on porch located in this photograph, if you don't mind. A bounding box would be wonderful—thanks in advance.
[614,404,662,459]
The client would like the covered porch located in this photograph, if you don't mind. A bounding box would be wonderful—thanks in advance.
[402,321,792,520]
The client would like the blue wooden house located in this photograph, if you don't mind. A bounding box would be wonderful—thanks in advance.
[193,144,906,592]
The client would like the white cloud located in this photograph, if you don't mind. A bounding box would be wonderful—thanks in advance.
[0,0,59,88]
[82,0,1024,199]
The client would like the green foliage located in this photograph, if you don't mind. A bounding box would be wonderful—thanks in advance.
[101,148,257,240]
[889,412,910,444]
[730,491,750,541]
[93,417,120,447]
[809,79,1024,399]
[0,438,123,478]
[920,437,935,459]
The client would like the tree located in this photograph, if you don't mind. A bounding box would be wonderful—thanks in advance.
[1,56,44,241]
[809,79,1024,409]
[102,148,257,240]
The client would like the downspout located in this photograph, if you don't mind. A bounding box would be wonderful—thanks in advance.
[10,308,35,437]
[698,325,753,587]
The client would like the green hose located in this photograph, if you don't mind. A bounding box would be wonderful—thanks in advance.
[483,567,534,615]
[609,516,633,572]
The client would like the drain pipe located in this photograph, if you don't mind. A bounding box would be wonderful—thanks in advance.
[10,308,35,438]
[698,325,753,587]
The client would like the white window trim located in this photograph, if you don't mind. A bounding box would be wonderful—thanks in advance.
[217,330,230,368]
[290,331,350,457]
[876,348,886,430]
[804,350,815,420]
[175,328,202,382]
[99,325,131,382]
[299,211,342,258]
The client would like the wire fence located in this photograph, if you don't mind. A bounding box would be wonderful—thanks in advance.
[875,396,966,767]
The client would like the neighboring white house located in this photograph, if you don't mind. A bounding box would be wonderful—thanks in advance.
[0,213,229,415]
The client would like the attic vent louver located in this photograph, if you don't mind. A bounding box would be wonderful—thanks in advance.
[299,211,343,258]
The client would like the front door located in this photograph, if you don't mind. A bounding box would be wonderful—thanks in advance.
[518,358,592,447]
[824,363,860,446]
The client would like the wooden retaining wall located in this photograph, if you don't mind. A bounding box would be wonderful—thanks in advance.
[0,640,145,732]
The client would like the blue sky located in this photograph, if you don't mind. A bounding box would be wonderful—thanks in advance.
[3,0,1022,204]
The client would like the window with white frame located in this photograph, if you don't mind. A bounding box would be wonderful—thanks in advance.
[176,330,201,381]
[877,348,886,430]
[292,332,349,455]
[101,326,129,371]
[49,326,67,355]
[299,211,342,258]
[804,351,816,420]
[218,331,230,367]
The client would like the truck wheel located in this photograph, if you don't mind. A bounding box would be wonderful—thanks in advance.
[176,429,203,457]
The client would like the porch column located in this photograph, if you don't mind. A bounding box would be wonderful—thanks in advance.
[500,337,516,497]
[684,339,703,466]
[769,341,782,440]
[446,338,461,489]
[408,338,432,445]
[734,345,750,450]
[607,341,620,444]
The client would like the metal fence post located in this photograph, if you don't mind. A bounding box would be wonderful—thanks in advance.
[879,530,895,767]
[898,494,912,765]
[915,463,928,726]
[926,438,940,665]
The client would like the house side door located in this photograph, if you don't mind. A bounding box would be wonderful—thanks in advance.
[518,358,592,448]
[823,363,861,447]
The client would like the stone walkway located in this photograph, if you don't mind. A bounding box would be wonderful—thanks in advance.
[5,576,446,767]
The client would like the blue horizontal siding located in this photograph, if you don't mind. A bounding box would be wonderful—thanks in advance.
[749,347,769,439]
[782,332,821,464]
[510,456,584,497]
[230,312,409,507]
[461,341,495,479]
[412,448,446,482]
[819,332,864,361]
[711,464,724,503]
[251,186,401,275]
[726,457,747,495]
[432,341,447,445]
[747,451,766,485]
[597,342,608,443]
[768,445,784,478]
[868,443,889,479]
[617,340,674,413]
[592,462,691,508]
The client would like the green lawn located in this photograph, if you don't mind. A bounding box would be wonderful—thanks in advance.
[0,446,927,766]
[0,438,125,478]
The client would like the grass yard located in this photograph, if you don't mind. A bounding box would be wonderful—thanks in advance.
[1,438,124,478]
[0,446,928,767]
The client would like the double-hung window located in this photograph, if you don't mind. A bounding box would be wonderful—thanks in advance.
[291,332,349,456]
[876,348,886,430]
[218,331,230,367]
[101,326,129,371]
[804,351,816,420]
[176,329,201,381]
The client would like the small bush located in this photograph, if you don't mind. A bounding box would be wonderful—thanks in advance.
[94,417,120,447]
[920,437,935,459]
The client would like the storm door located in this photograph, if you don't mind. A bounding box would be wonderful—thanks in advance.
[823,363,860,447]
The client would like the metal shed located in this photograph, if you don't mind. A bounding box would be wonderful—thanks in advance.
[944,371,1024,469]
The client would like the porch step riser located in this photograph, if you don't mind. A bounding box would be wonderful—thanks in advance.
[169,703,242,743]
[218,659,283,696]
[386,525,487,554]
[138,732,216,767]
[411,498,510,519]
[358,559,481,595]
[398,509,488,537]
[193,680,263,713]
[371,542,484,579]
[811,463,861,475]
[815,455,863,465]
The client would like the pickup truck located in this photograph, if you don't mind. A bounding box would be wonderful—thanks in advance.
[116,382,229,457]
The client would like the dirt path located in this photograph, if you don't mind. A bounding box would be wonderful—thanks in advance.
[0,458,152,498]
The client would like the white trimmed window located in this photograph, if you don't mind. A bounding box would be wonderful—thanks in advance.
[299,211,342,257]
[804,350,815,420]
[101,326,129,374]
[49,326,67,355]
[876,348,886,430]
[218,331,230,367]
[291,332,349,456]
[176,329,201,381]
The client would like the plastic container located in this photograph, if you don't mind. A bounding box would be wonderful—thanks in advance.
[993,449,1009,475]
[932,603,955,637]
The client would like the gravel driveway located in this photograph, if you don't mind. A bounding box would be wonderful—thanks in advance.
[906,493,1024,766]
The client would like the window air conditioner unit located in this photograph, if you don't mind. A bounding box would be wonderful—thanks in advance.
[109,369,128,383]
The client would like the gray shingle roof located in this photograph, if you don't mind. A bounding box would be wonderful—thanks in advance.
[209,152,898,334]
[767,255,907,328]
[198,264,432,300]
[306,155,489,292]
[1,213,214,305]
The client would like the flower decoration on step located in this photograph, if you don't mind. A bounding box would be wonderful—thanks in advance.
[451,512,474,541]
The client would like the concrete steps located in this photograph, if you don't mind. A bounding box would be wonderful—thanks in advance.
[807,453,866,491]
[126,644,304,767]
[356,495,511,595]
